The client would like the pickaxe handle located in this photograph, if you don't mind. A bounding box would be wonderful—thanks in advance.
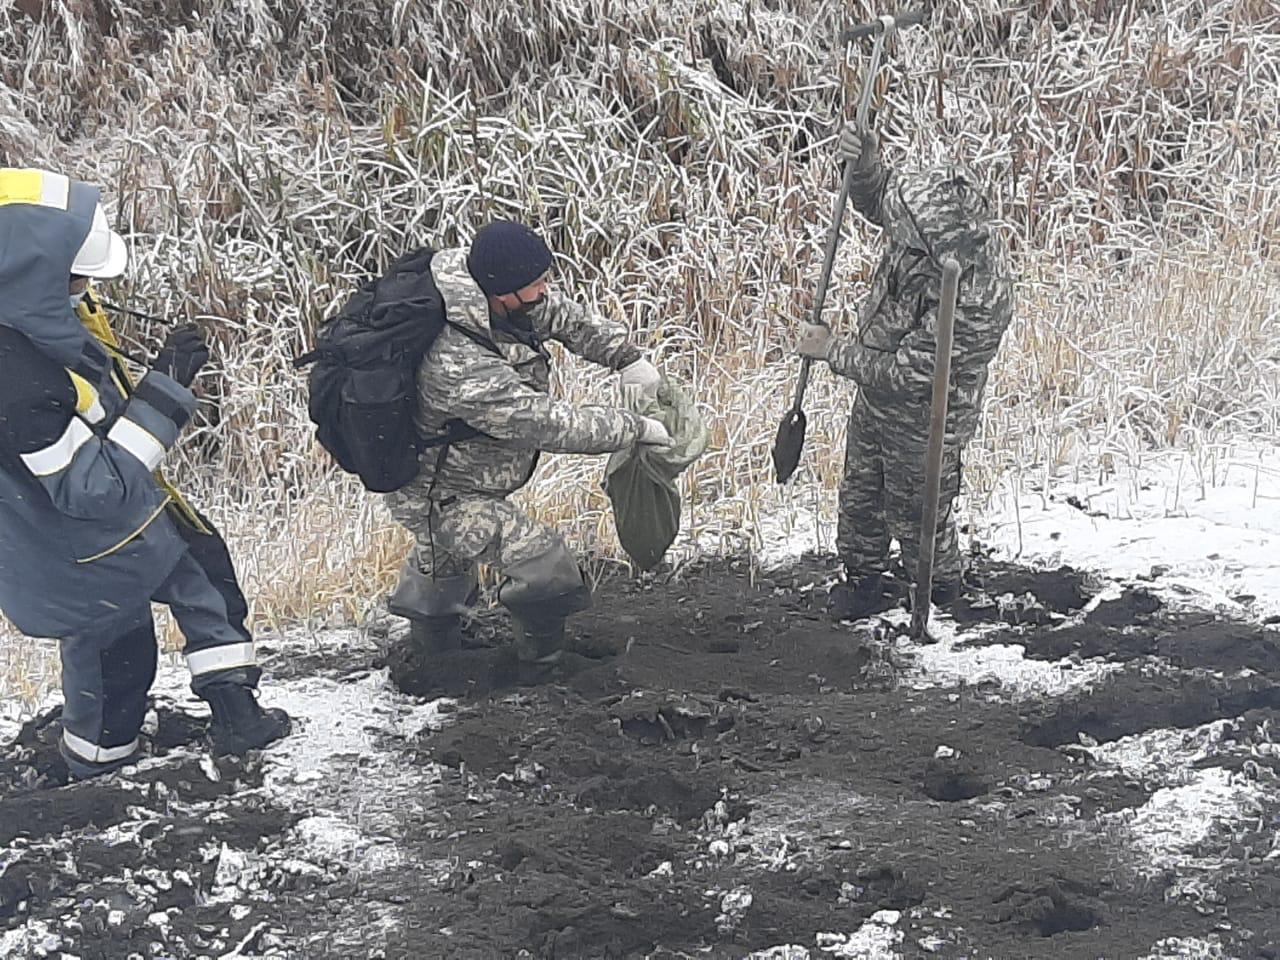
[910,257,961,641]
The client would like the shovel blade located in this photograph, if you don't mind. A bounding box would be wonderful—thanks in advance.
[771,408,808,484]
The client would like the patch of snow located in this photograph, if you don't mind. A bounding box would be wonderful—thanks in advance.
[715,886,754,933]
[817,910,904,958]
[1105,767,1268,875]
[0,710,21,745]
[984,445,1280,617]
[259,669,446,793]
[1141,935,1235,959]
[1090,719,1239,782]
[211,844,255,901]
[890,612,1119,699]
[746,947,812,960]
[753,507,837,571]
[0,919,62,957]
[291,814,403,872]
[748,912,905,960]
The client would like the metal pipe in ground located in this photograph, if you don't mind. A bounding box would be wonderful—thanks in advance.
[910,257,961,641]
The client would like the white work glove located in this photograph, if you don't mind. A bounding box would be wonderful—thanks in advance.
[795,322,833,360]
[637,416,674,447]
[619,358,661,398]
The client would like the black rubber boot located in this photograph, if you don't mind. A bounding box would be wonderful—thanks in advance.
[512,615,566,685]
[409,615,464,655]
[201,683,292,756]
[829,574,897,621]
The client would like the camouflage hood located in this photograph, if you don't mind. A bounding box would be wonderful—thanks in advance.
[431,247,497,339]
[0,170,103,367]
[882,162,994,266]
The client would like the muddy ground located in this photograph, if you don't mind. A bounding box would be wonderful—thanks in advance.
[3,556,1280,958]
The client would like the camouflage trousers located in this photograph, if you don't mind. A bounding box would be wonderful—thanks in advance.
[837,395,970,586]
[383,489,588,621]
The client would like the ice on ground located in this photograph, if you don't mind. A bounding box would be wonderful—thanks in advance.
[983,445,1280,617]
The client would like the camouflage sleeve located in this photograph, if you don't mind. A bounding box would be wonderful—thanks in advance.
[826,336,867,383]
[826,330,935,398]
[428,330,644,454]
[530,290,643,370]
[828,292,1009,399]
[847,155,891,227]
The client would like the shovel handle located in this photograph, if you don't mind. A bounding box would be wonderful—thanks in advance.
[790,158,859,411]
[99,298,170,325]
[841,7,929,43]
[786,10,914,419]
[855,17,894,133]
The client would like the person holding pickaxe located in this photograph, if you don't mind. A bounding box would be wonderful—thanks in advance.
[794,114,1015,621]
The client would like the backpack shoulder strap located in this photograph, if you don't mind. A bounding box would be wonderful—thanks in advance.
[442,319,504,358]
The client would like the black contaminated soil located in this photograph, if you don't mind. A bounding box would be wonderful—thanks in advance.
[3,556,1280,958]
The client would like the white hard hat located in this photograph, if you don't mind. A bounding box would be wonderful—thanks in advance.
[70,203,128,279]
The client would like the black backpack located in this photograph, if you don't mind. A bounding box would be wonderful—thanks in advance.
[293,246,498,493]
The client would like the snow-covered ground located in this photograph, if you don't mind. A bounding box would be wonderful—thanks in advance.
[757,444,1280,621]
[982,445,1280,618]
[745,443,1280,959]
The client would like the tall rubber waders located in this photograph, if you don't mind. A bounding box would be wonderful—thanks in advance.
[910,257,961,641]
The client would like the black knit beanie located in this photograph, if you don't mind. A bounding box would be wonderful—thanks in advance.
[466,221,553,296]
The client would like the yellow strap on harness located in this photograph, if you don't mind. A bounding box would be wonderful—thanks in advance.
[67,371,99,416]
[74,290,211,536]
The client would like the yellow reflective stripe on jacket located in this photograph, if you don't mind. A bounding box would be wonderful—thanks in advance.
[0,168,70,209]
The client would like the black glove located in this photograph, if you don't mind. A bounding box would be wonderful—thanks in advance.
[153,324,209,388]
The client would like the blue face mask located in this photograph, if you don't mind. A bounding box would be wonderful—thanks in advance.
[69,294,84,313]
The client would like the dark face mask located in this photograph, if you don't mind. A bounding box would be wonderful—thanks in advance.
[502,289,547,331]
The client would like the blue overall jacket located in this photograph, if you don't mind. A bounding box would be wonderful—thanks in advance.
[0,170,196,639]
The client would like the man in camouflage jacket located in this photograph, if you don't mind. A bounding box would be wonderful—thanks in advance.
[385,221,671,677]
[796,126,1015,619]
